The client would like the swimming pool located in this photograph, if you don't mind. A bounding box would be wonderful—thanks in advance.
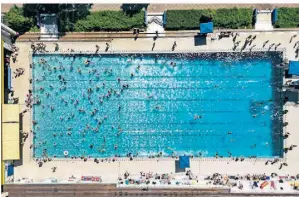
[32,52,284,158]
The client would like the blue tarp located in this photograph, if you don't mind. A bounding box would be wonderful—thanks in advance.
[8,165,14,176]
[289,61,299,76]
[179,156,190,168]
[8,66,11,90]
[200,22,213,34]
[272,9,278,24]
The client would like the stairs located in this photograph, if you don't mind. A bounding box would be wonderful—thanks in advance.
[255,10,273,31]
[146,12,165,36]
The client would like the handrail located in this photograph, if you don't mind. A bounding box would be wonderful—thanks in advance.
[1,24,17,36]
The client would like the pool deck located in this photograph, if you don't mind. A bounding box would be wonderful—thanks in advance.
[9,31,299,184]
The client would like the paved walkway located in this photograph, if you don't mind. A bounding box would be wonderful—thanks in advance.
[2,4,299,14]
[9,31,299,186]
[4,183,299,197]
[91,4,299,12]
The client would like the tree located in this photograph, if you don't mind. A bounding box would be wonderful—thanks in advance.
[22,4,92,32]
[57,4,92,32]
[23,4,60,17]
[121,4,148,16]
[4,5,33,34]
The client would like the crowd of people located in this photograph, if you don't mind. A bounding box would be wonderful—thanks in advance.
[25,90,34,108]
[11,44,19,63]
[31,42,47,53]
[13,68,25,78]
[118,170,299,193]
[3,28,293,176]
[290,35,299,58]
[230,32,291,53]
[27,41,291,165]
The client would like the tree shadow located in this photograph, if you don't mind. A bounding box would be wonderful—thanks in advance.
[121,4,149,16]
[199,15,212,23]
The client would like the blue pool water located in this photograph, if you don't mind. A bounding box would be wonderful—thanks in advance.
[32,52,283,158]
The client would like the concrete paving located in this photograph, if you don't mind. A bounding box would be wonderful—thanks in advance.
[8,31,299,185]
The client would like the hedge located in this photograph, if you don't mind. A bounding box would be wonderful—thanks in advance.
[274,8,299,28]
[74,10,145,31]
[165,8,253,30]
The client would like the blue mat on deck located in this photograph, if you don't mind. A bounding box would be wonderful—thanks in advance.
[179,156,190,168]
[289,61,299,76]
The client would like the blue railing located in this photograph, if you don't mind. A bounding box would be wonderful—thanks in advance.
[272,9,278,25]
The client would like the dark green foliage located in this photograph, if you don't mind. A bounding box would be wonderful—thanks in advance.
[165,10,212,30]
[275,8,299,28]
[165,8,253,30]
[4,5,33,33]
[5,4,91,33]
[22,4,92,32]
[5,4,144,33]
[74,10,145,32]
[121,3,148,16]
[57,4,92,32]
[23,4,60,17]
[213,8,253,29]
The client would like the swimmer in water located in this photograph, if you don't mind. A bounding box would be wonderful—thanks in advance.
[194,115,202,120]
[149,94,154,99]
[84,59,91,65]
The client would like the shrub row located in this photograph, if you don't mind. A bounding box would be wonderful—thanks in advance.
[274,7,299,28]
[74,10,145,32]
[165,8,253,30]
[4,5,145,33]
